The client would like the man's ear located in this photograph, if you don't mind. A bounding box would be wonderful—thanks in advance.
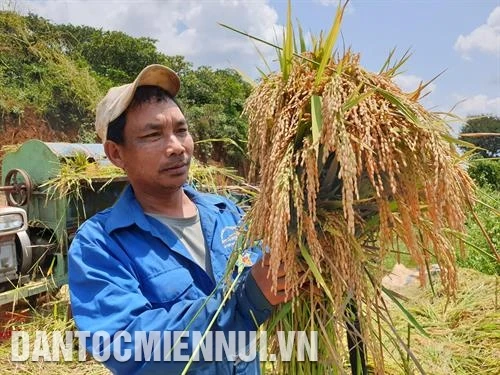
[104,140,126,170]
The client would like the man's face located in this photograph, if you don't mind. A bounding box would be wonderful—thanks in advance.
[108,98,194,195]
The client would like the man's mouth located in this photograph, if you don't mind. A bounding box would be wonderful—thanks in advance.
[161,161,189,174]
[166,163,186,170]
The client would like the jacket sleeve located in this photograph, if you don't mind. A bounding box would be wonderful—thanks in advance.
[68,220,273,375]
[235,270,274,326]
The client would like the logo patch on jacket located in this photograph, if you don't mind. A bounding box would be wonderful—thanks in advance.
[236,253,254,268]
[220,226,238,249]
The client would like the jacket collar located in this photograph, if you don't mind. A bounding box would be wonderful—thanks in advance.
[104,184,228,234]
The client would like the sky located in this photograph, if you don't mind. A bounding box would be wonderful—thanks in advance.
[8,0,500,127]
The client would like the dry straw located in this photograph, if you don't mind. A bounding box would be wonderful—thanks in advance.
[224,1,476,373]
[42,152,247,204]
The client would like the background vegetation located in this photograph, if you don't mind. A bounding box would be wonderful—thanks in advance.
[457,118,499,276]
[458,159,500,275]
[459,116,500,158]
[0,11,251,170]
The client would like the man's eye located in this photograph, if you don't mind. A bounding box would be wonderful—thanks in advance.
[143,132,160,138]
[177,128,188,134]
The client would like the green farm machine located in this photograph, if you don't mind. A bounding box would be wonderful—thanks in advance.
[0,140,127,305]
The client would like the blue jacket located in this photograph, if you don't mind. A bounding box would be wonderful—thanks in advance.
[68,185,273,374]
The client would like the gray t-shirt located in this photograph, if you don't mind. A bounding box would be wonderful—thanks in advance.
[146,209,214,280]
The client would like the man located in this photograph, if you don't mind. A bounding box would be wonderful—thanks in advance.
[68,64,288,375]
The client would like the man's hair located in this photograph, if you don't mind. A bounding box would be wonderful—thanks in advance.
[106,85,184,144]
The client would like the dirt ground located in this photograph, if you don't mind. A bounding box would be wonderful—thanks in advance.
[1,107,77,202]
[0,108,76,179]
[1,108,74,147]
[382,263,441,289]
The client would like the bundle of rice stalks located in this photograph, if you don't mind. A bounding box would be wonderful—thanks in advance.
[188,158,257,200]
[41,152,126,203]
[223,1,477,373]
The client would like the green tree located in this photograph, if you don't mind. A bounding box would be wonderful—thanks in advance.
[467,159,500,190]
[460,116,500,158]
[55,24,192,87]
[179,67,251,169]
[0,12,101,132]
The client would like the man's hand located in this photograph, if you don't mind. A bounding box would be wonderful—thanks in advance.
[250,254,291,306]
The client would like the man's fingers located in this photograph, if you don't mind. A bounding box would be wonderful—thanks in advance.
[253,252,324,304]
[268,289,292,304]
[258,255,287,277]
[261,253,271,266]
[299,281,323,297]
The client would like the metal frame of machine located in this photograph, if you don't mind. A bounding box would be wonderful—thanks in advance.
[0,140,128,305]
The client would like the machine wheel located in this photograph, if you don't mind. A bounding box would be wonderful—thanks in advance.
[4,168,33,207]
[16,231,32,275]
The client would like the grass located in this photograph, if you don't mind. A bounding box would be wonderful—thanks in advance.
[0,287,109,375]
[457,186,500,275]
[383,268,499,375]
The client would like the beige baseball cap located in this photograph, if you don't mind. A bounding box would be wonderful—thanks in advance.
[95,64,181,141]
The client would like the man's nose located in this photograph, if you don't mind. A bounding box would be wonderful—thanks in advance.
[164,134,184,156]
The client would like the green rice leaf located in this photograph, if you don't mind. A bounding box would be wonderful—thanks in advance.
[311,94,323,149]
[282,0,294,80]
[195,137,246,156]
[218,22,281,53]
[379,47,397,74]
[310,32,318,56]
[441,134,477,149]
[251,39,273,75]
[383,48,412,77]
[474,197,500,216]
[314,1,347,87]
[265,301,292,332]
[297,20,307,53]
[382,285,429,338]
[218,22,319,67]
[292,26,298,54]
[342,85,374,112]
[300,243,335,304]
[375,87,419,124]
[256,67,269,81]
[458,148,483,162]
[278,29,285,74]
[408,69,445,100]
